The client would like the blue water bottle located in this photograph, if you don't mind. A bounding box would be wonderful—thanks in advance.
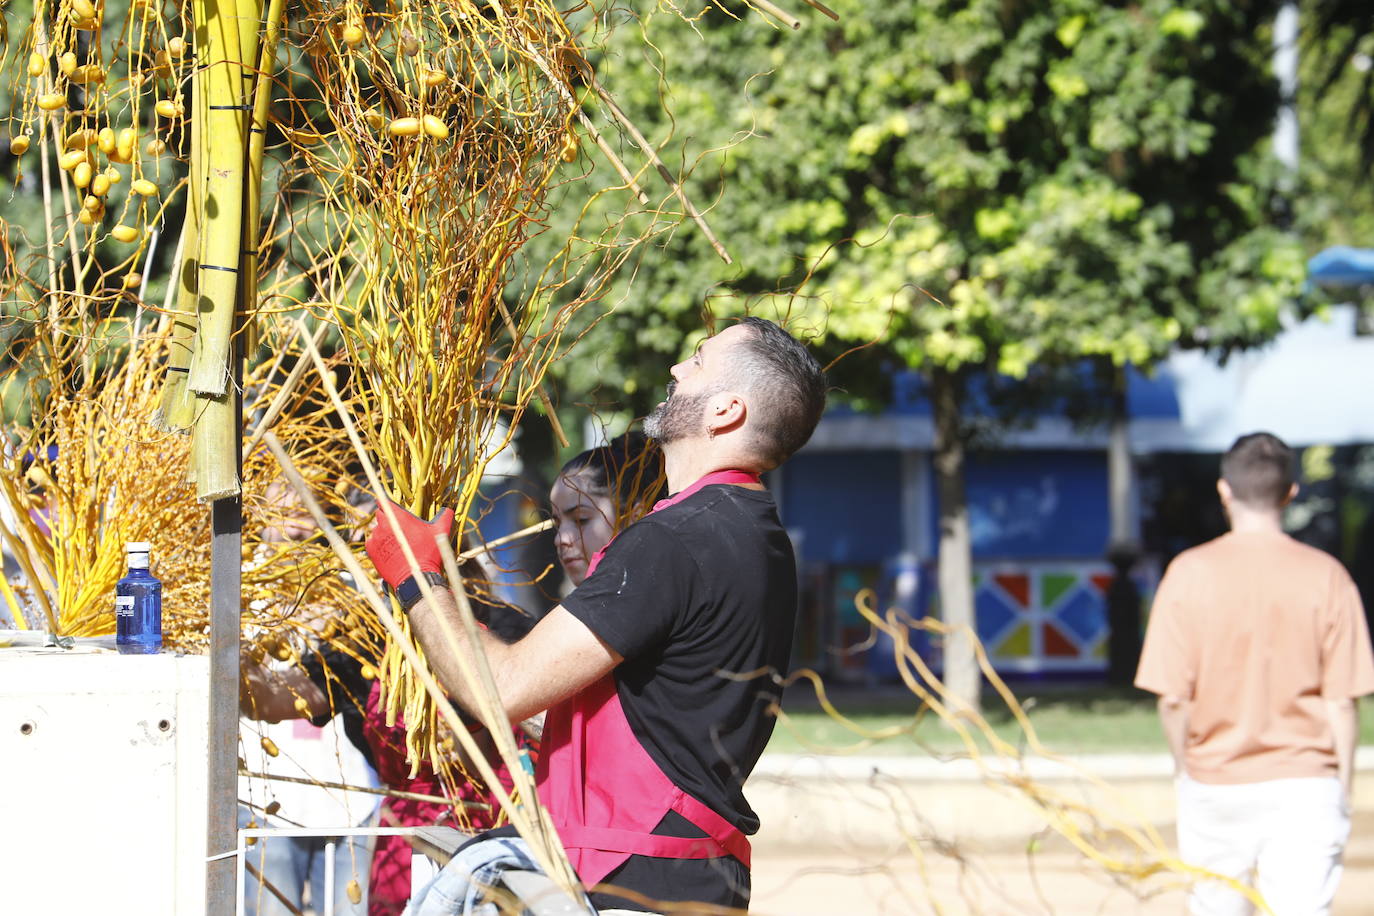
[116,541,162,655]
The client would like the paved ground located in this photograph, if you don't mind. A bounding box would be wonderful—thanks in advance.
[746,755,1374,915]
[751,815,1374,915]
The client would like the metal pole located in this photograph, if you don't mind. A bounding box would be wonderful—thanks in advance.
[207,359,244,915]
[323,840,337,916]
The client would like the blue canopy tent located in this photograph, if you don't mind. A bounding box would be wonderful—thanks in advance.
[1308,246,1374,287]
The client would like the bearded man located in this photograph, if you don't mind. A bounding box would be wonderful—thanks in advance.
[364,317,827,914]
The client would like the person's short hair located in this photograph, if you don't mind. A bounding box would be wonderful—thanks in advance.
[1221,432,1296,508]
[559,432,665,527]
[729,317,828,469]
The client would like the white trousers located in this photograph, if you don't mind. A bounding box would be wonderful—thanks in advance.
[1176,775,1350,916]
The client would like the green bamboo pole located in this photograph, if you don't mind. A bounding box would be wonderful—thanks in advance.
[152,34,205,434]
[186,0,248,398]
[236,0,282,355]
[185,0,252,499]
[192,393,239,500]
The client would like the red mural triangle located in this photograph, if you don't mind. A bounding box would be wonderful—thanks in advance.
[1043,622,1078,657]
[994,573,1030,608]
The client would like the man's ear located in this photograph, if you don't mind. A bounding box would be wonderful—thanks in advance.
[1216,478,1230,505]
[1281,481,1299,507]
[706,390,747,436]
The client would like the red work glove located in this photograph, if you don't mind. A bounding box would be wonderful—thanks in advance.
[364,498,455,589]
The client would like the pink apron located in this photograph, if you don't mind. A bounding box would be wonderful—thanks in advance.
[536,470,759,888]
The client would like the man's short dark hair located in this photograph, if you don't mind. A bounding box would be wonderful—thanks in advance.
[730,317,828,469]
[1221,432,1296,508]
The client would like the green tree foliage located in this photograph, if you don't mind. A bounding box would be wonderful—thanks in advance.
[539,0,1303,415]
[1300,2,1374,252]
[1308,0,1374,174]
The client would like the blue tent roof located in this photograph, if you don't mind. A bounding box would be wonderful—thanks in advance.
[1308,246,1374,287]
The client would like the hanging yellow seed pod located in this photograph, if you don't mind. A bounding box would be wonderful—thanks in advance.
[292,696,312,715]
[421,114,448,140]
[559,131,579,163]
[64,129,96,150]
[27,54,45,78]
[90,173,110,197]
[388,117,421,137]
[111,224,139,242]
[70,0,99,20]
[153,50,172,78]
[97,127,116,154]
[59,52,79,75]
[77,207,96,225]
[341,24,364,46]
[346,879,362,905]
[144,139,166,157]
[103,167,122,184]
[58,149,86,171]
[70,65,106,85]
[71,17,99,31]
[360,663,376,680]
[82,195,102,212]
[264,800,281,816]
[37,93,67,112]
[362,108,385,130]
[400,30,420,56]
[261,736,279,758]
[422,68,446,87]
[167,37,188,58]
[122,273,142,289]
[116,127,136,157]
[272,641,294,661]
[132,178,158,196]
[155,99,182,119]
[9,136,31,156]
[72,161,93,189]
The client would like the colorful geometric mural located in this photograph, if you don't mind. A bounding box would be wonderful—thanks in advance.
[969,563,1146,672]
[807,560,1155,680]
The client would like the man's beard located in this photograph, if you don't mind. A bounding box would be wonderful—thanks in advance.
[644,380,711,444]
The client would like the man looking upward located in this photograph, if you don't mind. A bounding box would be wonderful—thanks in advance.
[1136,432,1374,915]
[365,317,827,913]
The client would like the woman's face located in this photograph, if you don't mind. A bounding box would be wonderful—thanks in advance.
[550,470,617,587]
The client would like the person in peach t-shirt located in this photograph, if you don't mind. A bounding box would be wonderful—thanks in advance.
[1136,432,1374,916]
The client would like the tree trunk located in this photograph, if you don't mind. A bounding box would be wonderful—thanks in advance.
[1107,365,1135,548]
[1106,364,1143,686]
[931,368,979,715]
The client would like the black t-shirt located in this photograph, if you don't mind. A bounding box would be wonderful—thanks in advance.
[558,483,798,910]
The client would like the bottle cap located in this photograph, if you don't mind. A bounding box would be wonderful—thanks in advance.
[126,541,152,553]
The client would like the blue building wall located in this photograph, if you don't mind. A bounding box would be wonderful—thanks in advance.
[780,451,903,566]
[958,451,1109,559]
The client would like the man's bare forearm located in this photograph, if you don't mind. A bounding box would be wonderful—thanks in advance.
[406,590,622,726]
[1326,696,1358,800]
[1158,695,1190,777]
[405,586,514,722]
